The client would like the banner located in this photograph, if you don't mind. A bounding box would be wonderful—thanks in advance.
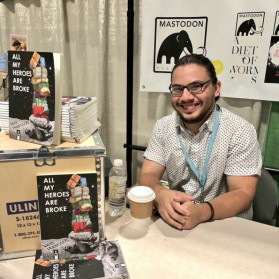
[140,0,279,101]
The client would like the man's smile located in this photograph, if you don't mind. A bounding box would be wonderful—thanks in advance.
[179,102,201,112]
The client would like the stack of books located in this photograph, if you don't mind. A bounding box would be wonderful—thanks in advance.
[0,97,101,143]
[0,101,8,133]
[61,96,101,143]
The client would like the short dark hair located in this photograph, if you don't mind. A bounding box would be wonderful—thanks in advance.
[171,54,218,85]
[171,54,219,101]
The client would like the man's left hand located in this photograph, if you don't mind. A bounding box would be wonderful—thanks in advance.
[173,198,211,230]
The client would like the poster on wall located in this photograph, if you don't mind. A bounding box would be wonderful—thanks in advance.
[154,17,208,73]
[140,0,279,101]
[264,11,279,84]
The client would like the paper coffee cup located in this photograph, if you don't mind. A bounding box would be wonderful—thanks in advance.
[127,186,155,219]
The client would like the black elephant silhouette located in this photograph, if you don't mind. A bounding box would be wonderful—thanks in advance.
[157,30,193,64]
[275,24,279,35]
[237,19,263,36]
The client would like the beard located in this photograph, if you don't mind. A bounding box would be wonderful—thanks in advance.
[172,101,215,125]
[178,109,208,124]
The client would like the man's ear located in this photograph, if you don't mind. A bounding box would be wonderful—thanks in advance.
[214,80,221,98]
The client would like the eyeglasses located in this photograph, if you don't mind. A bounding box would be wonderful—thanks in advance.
[169,79,212,96]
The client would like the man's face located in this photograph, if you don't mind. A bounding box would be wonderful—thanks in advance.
[171,63,221,131]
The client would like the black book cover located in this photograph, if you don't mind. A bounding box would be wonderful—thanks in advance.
[33,240,128,279]
[37,173,101,261]
[264,36,279,84]
[8,50,61,145]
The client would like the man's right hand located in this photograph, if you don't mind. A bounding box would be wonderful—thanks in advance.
[155,187,195,230]
[139,159,194,229]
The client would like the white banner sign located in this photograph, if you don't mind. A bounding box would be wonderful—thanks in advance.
[140,0,279,101]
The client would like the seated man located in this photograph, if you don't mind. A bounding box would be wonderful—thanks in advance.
[139,54,262,230]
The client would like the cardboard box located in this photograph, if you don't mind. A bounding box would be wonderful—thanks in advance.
[0,131,105,255]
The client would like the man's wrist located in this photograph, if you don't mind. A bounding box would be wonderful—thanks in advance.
[202,201,214,222]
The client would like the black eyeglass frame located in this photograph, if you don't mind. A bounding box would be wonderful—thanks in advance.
[169,79,212,96]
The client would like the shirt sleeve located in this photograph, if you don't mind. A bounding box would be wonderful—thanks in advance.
[225,122,262,176]
[143,120,166,167]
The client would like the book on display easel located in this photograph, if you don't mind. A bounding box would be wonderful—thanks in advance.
[8,50,61,145]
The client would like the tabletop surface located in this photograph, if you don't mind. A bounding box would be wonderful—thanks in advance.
[1,206,279,279]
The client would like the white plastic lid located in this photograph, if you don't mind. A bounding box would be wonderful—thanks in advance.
[113,159,123,167]
[128,186,156,203]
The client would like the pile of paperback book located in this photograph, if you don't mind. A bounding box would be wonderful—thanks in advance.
[0,101,8,133]
[61,96,101,143]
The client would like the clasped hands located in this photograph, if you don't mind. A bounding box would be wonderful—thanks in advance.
[155,187,209,230]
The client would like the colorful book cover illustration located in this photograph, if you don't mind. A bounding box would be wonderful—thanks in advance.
[32,240,128,279]
[37,173,101,261]
[8,51,61,145]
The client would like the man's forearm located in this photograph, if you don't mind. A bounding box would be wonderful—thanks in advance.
[139,173,164,198]
[206,189,255,220]
[180,188,255,230]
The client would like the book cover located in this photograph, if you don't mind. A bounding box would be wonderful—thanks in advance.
[264,36,279,84]
[37,173,103,261]
[33,240,128,279]
[61,96,96,112]
[8,50,61,145]
[10,33,28,51]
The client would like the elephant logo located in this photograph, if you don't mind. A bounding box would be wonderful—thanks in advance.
[236,18,264,36]
[154,17,208,72]
[157,30,193,64]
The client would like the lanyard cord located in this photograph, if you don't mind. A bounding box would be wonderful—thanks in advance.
[178,105,220,191]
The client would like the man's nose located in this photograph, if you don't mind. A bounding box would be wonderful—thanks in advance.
[180,88,194,99]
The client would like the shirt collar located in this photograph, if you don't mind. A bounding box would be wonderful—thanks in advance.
[175,105,218,133]
[202,105,217,133]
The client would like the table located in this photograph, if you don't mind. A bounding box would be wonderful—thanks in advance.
[1,207,279,279]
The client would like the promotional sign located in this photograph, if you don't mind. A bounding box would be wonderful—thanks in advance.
[140,0,279,101]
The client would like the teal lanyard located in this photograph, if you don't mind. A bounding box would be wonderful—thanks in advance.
[178,105,220,201]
